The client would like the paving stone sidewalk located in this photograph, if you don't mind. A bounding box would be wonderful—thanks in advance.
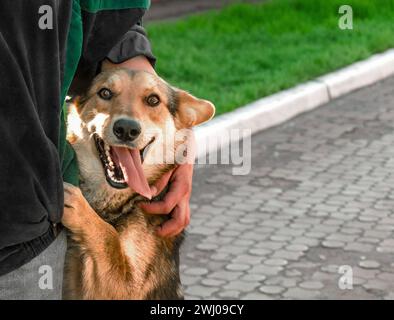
[180,76,394,300]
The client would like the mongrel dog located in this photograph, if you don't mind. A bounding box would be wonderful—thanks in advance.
[62,68,215,300]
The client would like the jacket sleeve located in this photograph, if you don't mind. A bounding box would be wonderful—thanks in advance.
[106,19,156,67]
[69,8,155,96]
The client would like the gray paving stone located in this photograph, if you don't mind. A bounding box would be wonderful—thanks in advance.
[312,225,340,233]
[275,228,304,237]
[180,275,200,286]
[254,241,284,250]
[184,268,209,276]
[208,271,243,281]
[377,246,394,253]
[217,245,247,255]
[224,281,260,293]
[249,265,284,276]
[259,285,285,295]
[270,234,293,242]
[311,271,335,281]
[379,239,394,247]
[322,219,343,226]
[188,227,219,236]
[292,237,320,246]
[283,288,320,299]
[320,265,340,273]
[232,203,260,212]
[326,233,357,243]
[239,218,261,225]
[232,255,263,265]
[377,273,394,282]
[211,253,231,261]
[271,250,304,261]
[201,279,227,287]
[185,285,218,297]
[344,242,374,253]
[225,264,251,271]
[364,230,391,239]
[384,292,394,300]
[218,290,241,299]
[232,239,256,247]
[196,243,219,251]
[290,222,312,229]
[304,232,326,239]
[239,232,268,241]
[299,281,325,290]
[359,260,381,269]
[352,267,379,280]
[353,277,367,286]
[242,292,273,300]
[363,279,390,291]
[286,244,309,252]
[204,236,234,245]
[248,248,272,256]
[285,269,303,277]
[240,274,267,282]
[340,227,363,235]
[219,230,242,237]
[264,258,288,267]
[264,276,300,288]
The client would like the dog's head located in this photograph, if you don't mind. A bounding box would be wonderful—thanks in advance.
[67,68,215,211]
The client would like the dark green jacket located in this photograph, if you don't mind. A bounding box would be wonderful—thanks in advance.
[0,0,155,276]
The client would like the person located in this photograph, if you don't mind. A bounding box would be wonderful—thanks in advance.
[0,0,193,299]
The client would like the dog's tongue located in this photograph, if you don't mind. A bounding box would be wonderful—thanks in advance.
[112,147,152,199]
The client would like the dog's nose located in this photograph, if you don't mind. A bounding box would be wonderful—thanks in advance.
[113,119,141,142]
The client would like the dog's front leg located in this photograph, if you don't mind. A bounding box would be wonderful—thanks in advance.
[63,183,134,299]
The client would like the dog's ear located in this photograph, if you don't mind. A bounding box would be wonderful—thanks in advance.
[175,89,215,128]
[73,95,88,114]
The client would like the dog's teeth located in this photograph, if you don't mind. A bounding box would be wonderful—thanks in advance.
[105,151,113,164]
[105,144,110,151]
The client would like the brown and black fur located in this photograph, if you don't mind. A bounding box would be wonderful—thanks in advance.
[62,68,215,300]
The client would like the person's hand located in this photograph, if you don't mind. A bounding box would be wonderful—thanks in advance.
[139,163,193,237]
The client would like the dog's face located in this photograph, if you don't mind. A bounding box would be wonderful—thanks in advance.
[67,69,215,212]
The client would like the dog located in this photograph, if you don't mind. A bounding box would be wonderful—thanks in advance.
[62,68,215,299]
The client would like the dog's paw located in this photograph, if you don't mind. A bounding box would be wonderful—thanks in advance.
[62,182,96,233]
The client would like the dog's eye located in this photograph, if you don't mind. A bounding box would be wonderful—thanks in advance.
[146,94,160,107]
[98,88,113,100]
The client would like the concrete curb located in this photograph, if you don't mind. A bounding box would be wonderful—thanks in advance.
[194,48,394,159]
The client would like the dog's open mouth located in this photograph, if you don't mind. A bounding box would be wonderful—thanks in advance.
[94,134,155,198]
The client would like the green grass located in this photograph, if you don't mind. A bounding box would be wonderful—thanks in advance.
[147,0,394,115]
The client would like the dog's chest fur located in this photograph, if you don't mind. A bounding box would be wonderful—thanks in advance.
[64,193,184,300]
